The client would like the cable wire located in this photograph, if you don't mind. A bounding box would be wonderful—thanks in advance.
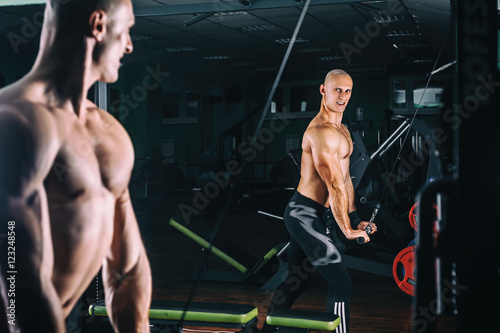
[376,33,451,205]
[176,0,312,328]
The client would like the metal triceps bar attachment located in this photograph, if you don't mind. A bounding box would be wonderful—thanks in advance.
[357,203,380,244]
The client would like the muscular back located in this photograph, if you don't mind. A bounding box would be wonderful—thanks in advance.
[297,117,353,207]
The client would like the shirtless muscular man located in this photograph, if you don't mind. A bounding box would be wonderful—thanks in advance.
[0,0,152,332]
[263,69,377,333]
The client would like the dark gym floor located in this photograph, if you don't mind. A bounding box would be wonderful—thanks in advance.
[135,195,456,333]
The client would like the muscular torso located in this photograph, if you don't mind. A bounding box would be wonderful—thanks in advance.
[0,85,134,314]
[297,119,353,207]
[43,103,134,312]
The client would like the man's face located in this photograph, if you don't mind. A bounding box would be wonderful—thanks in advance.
[320,74,353,114]
[94,0,134,83]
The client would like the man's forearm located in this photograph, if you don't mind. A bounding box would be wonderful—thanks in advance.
[345,176,356,213]
[104,248,152,333]
[328,185,353,236]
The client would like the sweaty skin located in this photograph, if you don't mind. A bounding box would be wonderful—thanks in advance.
[0,1,151,332]
[297,70,377,241]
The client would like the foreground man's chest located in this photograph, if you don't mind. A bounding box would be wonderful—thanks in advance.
[44,110,133,200]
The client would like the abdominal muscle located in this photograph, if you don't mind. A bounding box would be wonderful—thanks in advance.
[48,189,115,315]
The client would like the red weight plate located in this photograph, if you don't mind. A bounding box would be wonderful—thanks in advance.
[408,203,418,231]
[408,203,438,232]
[392,246,416,296]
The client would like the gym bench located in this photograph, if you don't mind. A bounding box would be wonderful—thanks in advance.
[169,216,286,283]
[266,309,341,333]
[87,300,259,333]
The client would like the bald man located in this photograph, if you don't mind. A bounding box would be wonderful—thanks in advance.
[0,0,151,332]
[262,70,376,333]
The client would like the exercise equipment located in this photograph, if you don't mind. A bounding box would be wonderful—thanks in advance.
[349,118,442,248]
[169,216,286,283]
[266,309,341,333]
[173,1,313,318]
[408,202,419,231]
[392,246,416,296]
[408,202,438,232]
[393,199,440,295]
[356,203,380,244]
[86,300,259,333]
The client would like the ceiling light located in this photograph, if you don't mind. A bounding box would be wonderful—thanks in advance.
[165,47,198,53]
[130,34,154,41]
[396,42,430,48]
[385,30,422,37]
[204,55,233,60]
[241,25,281,32]
[372,14,406,23]
[318,55,344,61]
[214,11,248,16]
[274,37,309,44]
[233,62,258,67]
[298,47,330,53]
[412,59,435,63]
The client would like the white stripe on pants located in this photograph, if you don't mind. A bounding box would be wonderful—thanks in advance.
[334,302,346,333]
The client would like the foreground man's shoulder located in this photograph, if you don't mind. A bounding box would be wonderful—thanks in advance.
[85,99,127,132]
[0,100,60,139]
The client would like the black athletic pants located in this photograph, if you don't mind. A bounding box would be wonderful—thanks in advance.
[264,191,351,333]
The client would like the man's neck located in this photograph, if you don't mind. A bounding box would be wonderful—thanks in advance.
[29,33,96,120]
[318,106,343,127]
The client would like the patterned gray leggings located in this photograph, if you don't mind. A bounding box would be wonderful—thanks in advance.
[266,191,351,333]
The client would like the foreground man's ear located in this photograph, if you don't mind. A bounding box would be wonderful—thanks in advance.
[89,10,107,42]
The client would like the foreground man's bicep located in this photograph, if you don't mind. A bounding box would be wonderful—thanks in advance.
[103,189,152,333]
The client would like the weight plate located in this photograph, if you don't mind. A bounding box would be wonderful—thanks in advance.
[392,246,416,296]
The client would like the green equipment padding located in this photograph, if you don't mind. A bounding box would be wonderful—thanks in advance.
[266,309,341,331]
[169,218,248,273]
[251,242,286,275]
[89,300,258,325]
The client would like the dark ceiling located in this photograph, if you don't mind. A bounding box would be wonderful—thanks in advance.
[0,0,452,80]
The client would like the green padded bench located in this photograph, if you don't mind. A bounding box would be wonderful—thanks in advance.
[266,309,341,333]
[169,216,286,283]
[87,300,259,333]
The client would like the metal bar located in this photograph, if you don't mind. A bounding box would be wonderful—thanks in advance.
[94,81,108,111]
[377,123,411,159]
[370,119,410,160]
[134,0,371,17]
[276,242,289,257]
[0,0,44,6]
[257,210,283,220]
[184,12,215,27]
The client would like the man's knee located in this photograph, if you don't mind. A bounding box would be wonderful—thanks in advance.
[328,270,352,291]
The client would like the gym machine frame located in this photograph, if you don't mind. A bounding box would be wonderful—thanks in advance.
[260,116,442,291]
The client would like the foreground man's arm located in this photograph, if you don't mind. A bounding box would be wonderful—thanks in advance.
[103,188,152,333]
[0,110,65,332]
